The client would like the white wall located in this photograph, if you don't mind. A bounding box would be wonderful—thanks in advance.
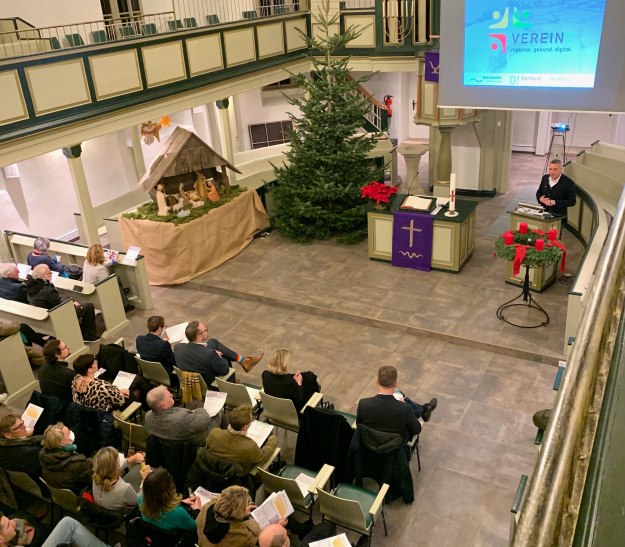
[0,129,138,241]
[234,89,301,151]
[143,0,174,16]
[0,0,103,27]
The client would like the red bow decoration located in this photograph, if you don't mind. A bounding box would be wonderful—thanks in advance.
[513,245,529,276]
[531,229,545,236]
[548,241,567,271]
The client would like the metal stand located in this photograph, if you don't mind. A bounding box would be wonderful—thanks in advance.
[544,127,568,173]
[496,265,549,328]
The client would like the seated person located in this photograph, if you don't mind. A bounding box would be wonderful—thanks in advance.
[25,264,99,343]
[357,365,437,442]
[0,263,27,303]
[261,349,322,412]
[83,243,133,312]
[196,485,261,547]
[0,511,39,547]
[0,414,43,478]
[91,446,148,511]
[26,237,63,273]
[206,405,278,475]
[71,354,129,411]
[39,422,92,494]
[144,386,223,447]
[136,316,176,374]
[174,320,263,386]
[40,340,77,401]
[139,467,198,533]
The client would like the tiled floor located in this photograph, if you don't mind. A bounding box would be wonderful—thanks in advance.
[1,151,582,546]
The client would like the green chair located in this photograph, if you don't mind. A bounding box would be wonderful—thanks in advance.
[206,14,220,25]
[142,23,158,35]
[173,366,209,399]
[215,376,262,416]
[5,469,50,503]
[257,463,334,518]
[119,25,136,38]
[242,10,258,19]
[65,33,84,47]
[184,17,198,28]
[167,19,184,31]
[259,391,323,434]
[39,476,79,526]
[49,37,61,50]
[316,483,389,547]
[91,30,108,43]
[113,413,149,453]
[136,356,171,387]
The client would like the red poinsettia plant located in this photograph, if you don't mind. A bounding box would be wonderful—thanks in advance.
[360,181,398,205]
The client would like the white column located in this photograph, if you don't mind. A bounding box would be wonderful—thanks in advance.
[216,98,237,185]
[129,125,146,179]
[63,144,100,245]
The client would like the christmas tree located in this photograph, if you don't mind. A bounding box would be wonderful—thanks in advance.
[272,0,384,243]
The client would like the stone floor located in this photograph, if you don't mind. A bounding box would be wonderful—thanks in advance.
[1,151,583,546]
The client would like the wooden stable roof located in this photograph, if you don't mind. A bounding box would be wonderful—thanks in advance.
[138,126,241,192]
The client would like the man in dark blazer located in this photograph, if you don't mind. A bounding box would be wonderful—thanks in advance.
[136,315,176,373]
[357,366,437,441]
[536,159,576,218]
[173,320,263,385]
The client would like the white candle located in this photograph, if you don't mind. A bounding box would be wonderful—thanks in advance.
[449,173,457,212]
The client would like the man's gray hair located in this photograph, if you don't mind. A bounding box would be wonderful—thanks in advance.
[33,237,50,252]
[0,263,17,277]
[146,385,168,411]
[31,264,50,279]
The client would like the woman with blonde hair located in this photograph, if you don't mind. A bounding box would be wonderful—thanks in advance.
[83,243,134,311]
[39,422,92,494]
[196,485,264,547]
[82,244,111,284]
[139,467,197,533]
[91,446,148,510]
[261,349,322,412]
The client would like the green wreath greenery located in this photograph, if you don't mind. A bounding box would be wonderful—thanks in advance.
[494,229,563,268]
[122,186,245,225]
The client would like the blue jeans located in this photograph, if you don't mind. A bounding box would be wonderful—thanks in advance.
[42,517,109,547]
[402,395,424,419]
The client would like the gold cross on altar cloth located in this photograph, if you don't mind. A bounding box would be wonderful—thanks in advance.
[401,219,422,248]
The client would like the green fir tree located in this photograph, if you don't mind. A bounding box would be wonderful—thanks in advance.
[272,1,384,243]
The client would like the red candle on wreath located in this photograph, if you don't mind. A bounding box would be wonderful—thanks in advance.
[504,233,514,245]
[548,229,558,241]
[519,222,528,234]
[535,239,544,250]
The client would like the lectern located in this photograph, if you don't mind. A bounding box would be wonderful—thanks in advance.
[506,207,563,292]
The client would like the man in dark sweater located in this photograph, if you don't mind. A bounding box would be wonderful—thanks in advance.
[25,264,99,342]
[39,340,77,401]
[174,320,263,385]
[357,366,437,440]
[536,159,576,218]
[136,315,176,373]
[0,263,27,303]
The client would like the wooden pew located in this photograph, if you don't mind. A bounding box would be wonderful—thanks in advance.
[0,330,39,405]
[0,298,88,363]
[3,230,153,310]
[54,275,130,339]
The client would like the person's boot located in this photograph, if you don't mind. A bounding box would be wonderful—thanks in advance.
[421,398,438,422]
[240,353,263,373]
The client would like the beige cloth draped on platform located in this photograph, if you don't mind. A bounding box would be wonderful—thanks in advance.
[118,189,270,285]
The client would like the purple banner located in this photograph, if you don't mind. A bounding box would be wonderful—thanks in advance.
[424,51,440,82]
[392,210,434,271]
